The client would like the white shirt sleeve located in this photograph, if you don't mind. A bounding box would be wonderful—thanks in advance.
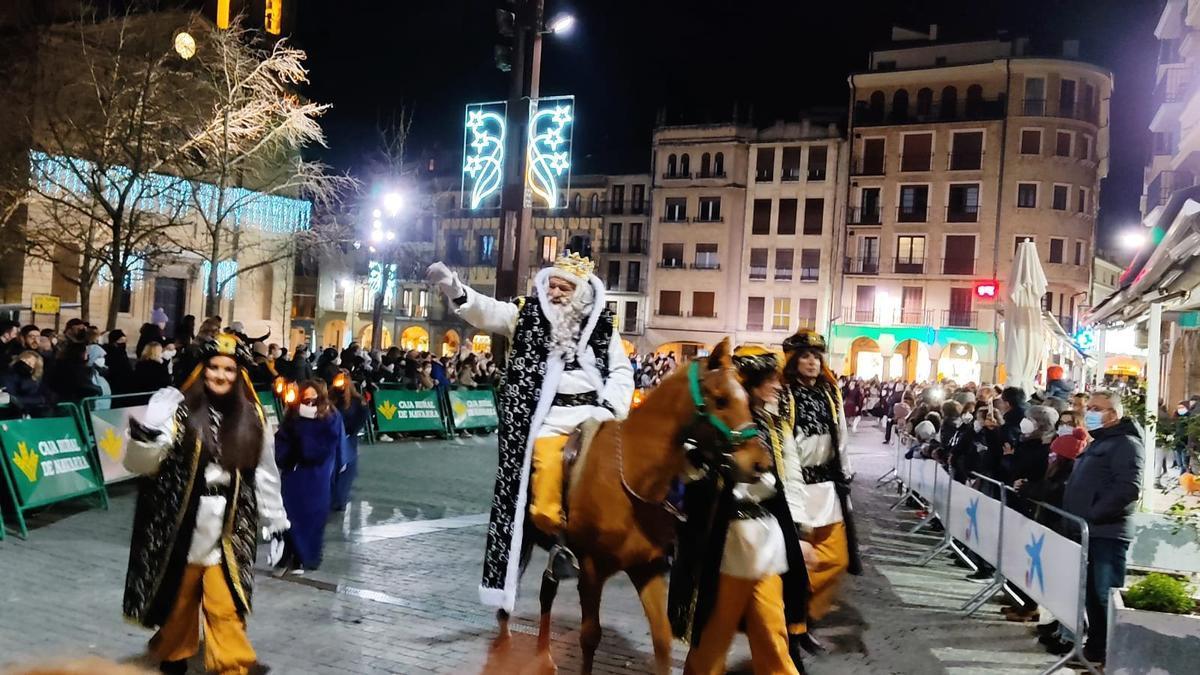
[454,284,519,338]
[255,425,290,536]
[602,329,635,419]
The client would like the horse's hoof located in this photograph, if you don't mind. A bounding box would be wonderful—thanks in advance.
[534,652,558,675]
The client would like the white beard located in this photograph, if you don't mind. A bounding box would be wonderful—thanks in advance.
[547,295,591,359]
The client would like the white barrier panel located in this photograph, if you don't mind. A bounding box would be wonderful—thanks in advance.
[948,480,1003,568]
[999,506,1083,634]
[89,405,147,483]
[932,465,952,522]
[911,458,936,497]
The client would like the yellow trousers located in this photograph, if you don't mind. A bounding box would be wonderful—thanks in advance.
[149,564,257,675]
[684,574,799,675]
[530,435,569,535]
[805,521,850,621]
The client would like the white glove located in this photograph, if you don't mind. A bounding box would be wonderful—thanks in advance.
[425,262,464,300]
[141,387,184,432]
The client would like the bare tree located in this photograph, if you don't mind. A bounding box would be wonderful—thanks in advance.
[174,20,354,318]
[2,5,198,327]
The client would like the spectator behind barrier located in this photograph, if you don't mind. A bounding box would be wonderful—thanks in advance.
[133,343,172,394]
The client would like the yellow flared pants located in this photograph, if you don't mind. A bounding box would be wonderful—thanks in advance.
[805,521,850,621]
[683,574,799,675]
[530,434,570,535]
[149,564,257,675]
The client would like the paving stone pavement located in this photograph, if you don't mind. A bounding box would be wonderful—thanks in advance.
[1,425,1086,674]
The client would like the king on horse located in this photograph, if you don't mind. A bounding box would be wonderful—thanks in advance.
[425,252,635,612]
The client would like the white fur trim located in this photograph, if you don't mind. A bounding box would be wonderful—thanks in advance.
[481,353,565,613]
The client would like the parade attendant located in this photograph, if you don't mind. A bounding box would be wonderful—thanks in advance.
[275,379,344,573]
[426,252,634,612]
[780,330,860,651]
[330,370,368,511]
[668,346,806,675]
[122,333,289,675]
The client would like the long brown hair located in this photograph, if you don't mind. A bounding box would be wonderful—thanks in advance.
[181,361,264,471]
[285,379,335,420]
[329,368,363,411]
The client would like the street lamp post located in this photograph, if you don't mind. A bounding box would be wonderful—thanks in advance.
[494,1,574,302]
[368,193,403,351]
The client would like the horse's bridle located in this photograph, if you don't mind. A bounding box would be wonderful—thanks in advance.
[686,361,759,447]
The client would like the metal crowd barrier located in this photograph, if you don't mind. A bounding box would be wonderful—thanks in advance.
[878,463,1101,675]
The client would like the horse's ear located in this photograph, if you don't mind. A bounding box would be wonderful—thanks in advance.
[707,337,732,370]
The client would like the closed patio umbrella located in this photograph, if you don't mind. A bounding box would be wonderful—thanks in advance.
[1004,240,1048,394]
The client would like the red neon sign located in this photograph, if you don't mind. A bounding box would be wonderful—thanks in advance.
[974,280,999,299]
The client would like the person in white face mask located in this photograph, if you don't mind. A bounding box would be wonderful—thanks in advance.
[274,380,345,574]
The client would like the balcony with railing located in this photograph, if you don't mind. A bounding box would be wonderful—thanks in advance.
[853,97,1006,126]
[941,256,977,275]
[658,258,686,269]
[847,205,882,225]
[843,256,880,275]
[808,167,827,182]
[897,205,929,223]
[659,213,689,223]
[1020,98,1100,125]
[749,265,768,280]
[850,158,886,176]
[948,151,983,171]
[781,167,802,182]
[691,258,721,270]
[899,153,934,172]
[893,256,926,274]
[660,171,693,180]
[841,306,972,328]
[946,204,980,223]
[755,169,774,182]
[773,267,793,282]
[1146,169,1194,208]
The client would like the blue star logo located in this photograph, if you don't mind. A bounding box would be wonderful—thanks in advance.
[1025,533,1046,593]
[964,497,980,544]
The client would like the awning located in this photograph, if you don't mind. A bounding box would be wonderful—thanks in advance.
[1088,186,1200,326]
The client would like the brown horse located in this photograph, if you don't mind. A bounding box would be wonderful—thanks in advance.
[495,337,771,674]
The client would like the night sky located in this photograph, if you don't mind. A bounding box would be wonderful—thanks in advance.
[293,0,1159,254]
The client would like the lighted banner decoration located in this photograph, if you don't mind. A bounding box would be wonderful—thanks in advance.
[461,101,507,210]
[525,95,574,209]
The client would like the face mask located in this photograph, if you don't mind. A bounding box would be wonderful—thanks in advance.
[298,404,317,419]
[162,350,176,361]
[92,356,106,370]
[960,415,973,426]
[1019,418,1037,435]
[973,420,983,433]
[1057,425,1074,436]
[1084,411,1105,431]
[334,358,342,366]
[1179,407,1189,416]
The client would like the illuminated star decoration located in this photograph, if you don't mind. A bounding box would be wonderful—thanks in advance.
[1025,533,1046,593]
[964,497,980,544]
[526,102,573,208]
[462,107,506,209]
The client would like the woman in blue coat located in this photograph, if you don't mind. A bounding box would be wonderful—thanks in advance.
[330,369,368,511]
[275,380,343,573]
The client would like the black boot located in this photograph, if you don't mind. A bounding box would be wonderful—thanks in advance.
[787,634,808,674]
[794,631,827,655]
[159,660,187,675]
[548,543,579,580]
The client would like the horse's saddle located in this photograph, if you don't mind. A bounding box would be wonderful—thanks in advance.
[562,418,604,510]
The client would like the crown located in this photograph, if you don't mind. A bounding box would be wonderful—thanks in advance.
[553,251,594,279]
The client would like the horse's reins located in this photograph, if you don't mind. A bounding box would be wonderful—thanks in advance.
[614,362,758,520]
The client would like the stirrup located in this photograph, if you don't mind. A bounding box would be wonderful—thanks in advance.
[546,543,579,581]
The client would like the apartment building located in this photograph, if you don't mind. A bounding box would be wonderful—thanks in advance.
[835,29,1111,383]
[645,120,843,358]
[1136,0,1200,405]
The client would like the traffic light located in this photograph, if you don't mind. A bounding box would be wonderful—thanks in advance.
[494,2,516,73]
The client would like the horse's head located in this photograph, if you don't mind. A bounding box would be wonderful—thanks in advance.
[682,338,771,480]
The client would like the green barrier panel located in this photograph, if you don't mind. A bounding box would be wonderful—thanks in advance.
[255,389,281,431]
[0,412,107,538]
[373,388,447,435]
[448,389,499,431]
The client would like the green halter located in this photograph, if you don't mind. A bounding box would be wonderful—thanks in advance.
[687,361,759,446]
